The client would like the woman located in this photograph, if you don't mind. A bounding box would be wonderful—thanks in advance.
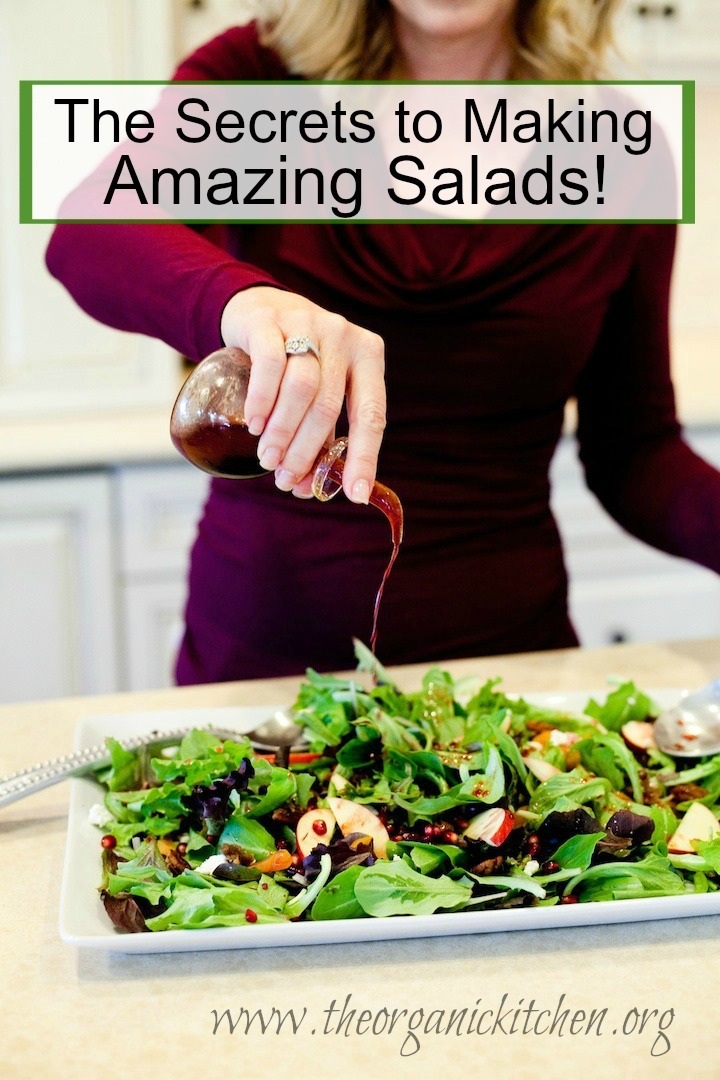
[46,0,720,681]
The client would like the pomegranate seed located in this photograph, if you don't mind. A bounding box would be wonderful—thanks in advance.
[560,894,579,905]
[312,820,328,836]
[101,835,116,849]
[261,882,269,891]
[445,832,459,844]
[277,840,286,849]
[525,834,541,857]
[541,860,559,873]
[176,842,187,856]
[245,909,258,923]
[424,825,434,837]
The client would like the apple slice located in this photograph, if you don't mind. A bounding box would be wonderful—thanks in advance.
[622,720,656,752]
[326,796,390,859]
[295,808,336,859]
[329,771,348,794]
[525,758,561,782]
[668,802,720,854]
[463,807,515,847]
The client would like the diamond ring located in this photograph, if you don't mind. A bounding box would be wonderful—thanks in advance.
[284,336,320,361]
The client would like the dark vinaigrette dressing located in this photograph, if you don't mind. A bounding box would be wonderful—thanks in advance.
[172,418,404,657]
[325,460,404,656]
[171,418,267,479]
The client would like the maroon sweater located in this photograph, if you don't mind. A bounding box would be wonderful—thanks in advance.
[46,24,720,681]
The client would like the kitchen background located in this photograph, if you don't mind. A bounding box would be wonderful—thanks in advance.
[0,0,718,703]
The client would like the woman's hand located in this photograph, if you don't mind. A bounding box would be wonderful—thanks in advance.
[220,287,387,502]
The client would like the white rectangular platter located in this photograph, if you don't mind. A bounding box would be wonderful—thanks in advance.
[59,691,720,953]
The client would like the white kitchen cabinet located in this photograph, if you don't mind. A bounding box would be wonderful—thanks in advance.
[114,463,209,690]
[116,462,209,577]
[2,0,178,420]
[121,579,191,692]
[551,430,720,648]
[0,473,119,702]
[617,0,720,74]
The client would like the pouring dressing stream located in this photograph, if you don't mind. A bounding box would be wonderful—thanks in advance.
[170,347,404,659]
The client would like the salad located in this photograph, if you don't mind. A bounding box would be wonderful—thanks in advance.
[91,647,720,933]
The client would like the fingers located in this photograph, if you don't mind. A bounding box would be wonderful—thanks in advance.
[257,353,322,475]
[223,289,387,503]
[242,317,288,437]
[274,355,345,492]
[342,334,387,504]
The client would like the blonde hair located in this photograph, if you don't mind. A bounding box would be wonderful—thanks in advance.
[255,0,622,82]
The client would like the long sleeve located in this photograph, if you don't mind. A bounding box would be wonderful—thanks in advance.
[45,24,287,362]
[575,224,720,574]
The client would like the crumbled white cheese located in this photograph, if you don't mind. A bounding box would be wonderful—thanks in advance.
[88,802,114,828]
[196,853,228,875]
[549,729,580,748]
[523,860,540,877]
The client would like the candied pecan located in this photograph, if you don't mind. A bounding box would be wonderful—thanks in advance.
[165,848,191,876]
[525,720,556,734]
[219,844,255,866]
[669,783,709,804]
[470,855,504,876]
[271,803,305,826]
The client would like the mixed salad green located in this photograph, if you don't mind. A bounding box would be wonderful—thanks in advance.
[92,647,720,932]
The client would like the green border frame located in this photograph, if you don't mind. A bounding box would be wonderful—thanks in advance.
[19,79,694,225]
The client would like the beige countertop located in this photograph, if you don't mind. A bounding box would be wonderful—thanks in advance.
[1,637,719,1080]
[0,405,178,474]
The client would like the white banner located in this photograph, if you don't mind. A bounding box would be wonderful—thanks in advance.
[25,82,688,222]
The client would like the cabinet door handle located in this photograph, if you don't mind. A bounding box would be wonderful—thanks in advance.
[636,2,678,14]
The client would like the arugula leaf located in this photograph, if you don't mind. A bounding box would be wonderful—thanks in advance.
[552,833,603,871]
[465,872,547,900]
[246,770,296,819]
[565,852,685,901]
[694,838,720,873]
[143,871,290,930]
[584,682,658,733]
[576,733,643,802]
[401,842,466,874]
[217,814,276,861]
[353,638,397,688]
[528,770,611,819]
[354,860,472,917]
[311,865,366,921]
[103,738,140,792]
[393,747,505,822]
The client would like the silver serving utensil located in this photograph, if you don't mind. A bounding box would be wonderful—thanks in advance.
[653,679,720,757]
[0,710,306,809]
[246,710,306,765]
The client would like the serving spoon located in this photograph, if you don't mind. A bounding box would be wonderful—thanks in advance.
[0,709,306,809]
[653,679,720,757]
